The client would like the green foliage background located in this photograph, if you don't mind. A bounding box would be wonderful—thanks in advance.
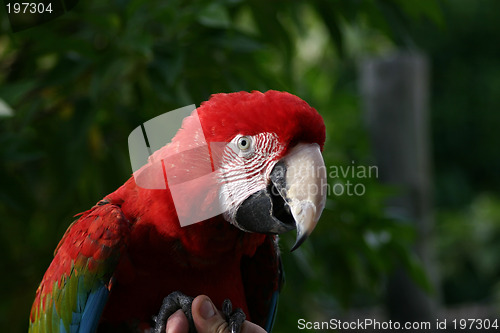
[1,0,500,332]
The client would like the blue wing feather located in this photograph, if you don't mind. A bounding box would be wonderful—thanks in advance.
[78,284,110,333]
[264,290,279,333]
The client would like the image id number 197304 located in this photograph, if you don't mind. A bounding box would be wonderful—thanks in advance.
[6,2,53,14]
[452,318,498,330]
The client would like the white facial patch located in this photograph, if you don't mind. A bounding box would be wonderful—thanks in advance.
[217,132,283,224]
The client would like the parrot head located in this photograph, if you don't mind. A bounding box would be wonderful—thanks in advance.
[197,90,327,250]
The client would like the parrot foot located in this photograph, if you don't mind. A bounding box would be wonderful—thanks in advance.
[153,291,195,333]
[152,292,246,333]
[222,298,246,333]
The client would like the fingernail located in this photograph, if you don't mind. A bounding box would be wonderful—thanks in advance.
[165,310,180,333]
[200,298,216,319]
[166,317,174,333]
[166,319,173,333]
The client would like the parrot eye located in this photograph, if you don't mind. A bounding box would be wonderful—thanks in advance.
[237,136,252,151]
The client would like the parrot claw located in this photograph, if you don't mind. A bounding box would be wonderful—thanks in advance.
[222,299,246,333]
[153,291,195,333]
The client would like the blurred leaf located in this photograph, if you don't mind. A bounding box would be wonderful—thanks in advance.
[315,1,344,56]
[0,98,13,117]
[198,3,231,28]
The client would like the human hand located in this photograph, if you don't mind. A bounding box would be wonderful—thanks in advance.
[165,295,266,333]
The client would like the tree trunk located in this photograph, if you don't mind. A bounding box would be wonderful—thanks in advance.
[360,52,439,325]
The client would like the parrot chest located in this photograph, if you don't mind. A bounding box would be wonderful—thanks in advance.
[100,222,260,328]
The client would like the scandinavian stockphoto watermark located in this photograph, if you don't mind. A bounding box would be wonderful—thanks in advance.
[285,161,378,198]
[329,162,378,196]
[128,106,378,227]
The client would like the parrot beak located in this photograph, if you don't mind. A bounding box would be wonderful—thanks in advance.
[272,143,327,251]
[235,143,327,251]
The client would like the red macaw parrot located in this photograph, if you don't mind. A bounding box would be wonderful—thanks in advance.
[29,90,327,333]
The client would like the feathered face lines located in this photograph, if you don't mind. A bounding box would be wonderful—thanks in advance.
[218,132,283,224]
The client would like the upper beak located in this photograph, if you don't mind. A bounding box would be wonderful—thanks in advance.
[272,143,327,250]
[235,143,327,251]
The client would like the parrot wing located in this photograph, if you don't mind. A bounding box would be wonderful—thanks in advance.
[29,199,131,333]
[241,235,284,332]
